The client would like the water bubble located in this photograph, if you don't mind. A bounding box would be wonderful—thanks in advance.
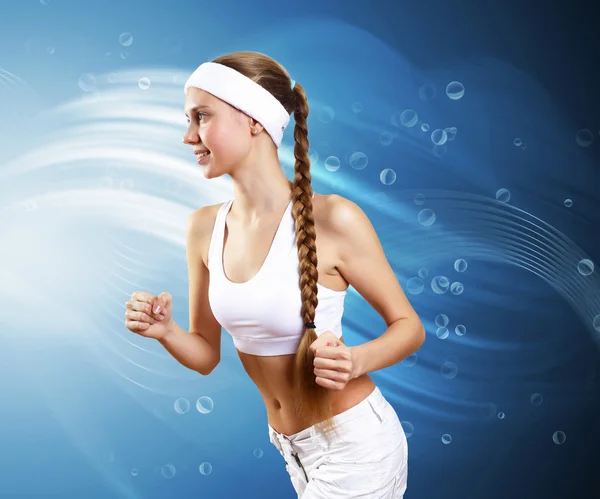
[421,123,430,132]
[401,421,414,437]
[419,83,437,101]
[530,393,544,406]
[406,277,424,295]
[577,259,594,276]
[454,259,468,272]
[119,32,134,47]
[450,282,464,295]
[497,412,506,419]
[575,129,593,147]
[444,127,458,141]
[496,188,511,203]
[441,434,452,444]
[520,142,527,150]
[324,156,340,172]
[174,398,190,414]
[138,77,151,90]
[414,193,426,205]
[441,361,458,378]
[379,132,393,146]
[380,168,396,185]
[349,152,368,170]
[120,51,129,59]
[196,396,214,414]
[552,431,566,445]
[402,353,418,367]
[199,462,213,475]
[564,198,573,208]
[431,144,447,159]
[130,468,139,477]
[40,0,50,5]
[104,452,115,464]
[107,73,118,84]
[400,109,418,127]
[435,314,449,327]
[351,102,363,113]
[418,208,436,226]
[78,73,97,92]
[161,464,176,479]
[436,327,450,340]
[593,314,600,333]
[318,106,334,123]
[446,81,465,100]
[514,138,522,147]
[431,276,450,294]
[418,268,428,279]
[253,448,264,459]
[46,46,55,55]
[455,325,466,336]
[431,129,448,146]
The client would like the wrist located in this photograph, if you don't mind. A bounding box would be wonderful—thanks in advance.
[349,345,365,380]
[160,319,177,341]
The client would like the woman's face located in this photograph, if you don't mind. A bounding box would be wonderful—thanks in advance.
[182,87,254,179]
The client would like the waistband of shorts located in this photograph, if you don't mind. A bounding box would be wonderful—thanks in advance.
[268,385,385,442]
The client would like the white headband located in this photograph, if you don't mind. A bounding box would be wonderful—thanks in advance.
[183,62,291,148]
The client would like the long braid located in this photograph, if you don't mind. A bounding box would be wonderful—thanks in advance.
[290,82,334,433]
[211,51,336,433]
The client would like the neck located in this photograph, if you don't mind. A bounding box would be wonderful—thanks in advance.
[229,155,292,221]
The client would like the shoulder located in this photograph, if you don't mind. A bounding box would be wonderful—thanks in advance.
[186,201,228,263]
[312,193,370,235]
[186,201,225,236]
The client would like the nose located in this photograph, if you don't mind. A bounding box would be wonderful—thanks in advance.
[182,124,200,145]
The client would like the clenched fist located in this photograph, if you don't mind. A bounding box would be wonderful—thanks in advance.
[309,330,356,391]
[125,291,173,340]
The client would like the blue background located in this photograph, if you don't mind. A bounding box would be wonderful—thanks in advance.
[1,0,599,498]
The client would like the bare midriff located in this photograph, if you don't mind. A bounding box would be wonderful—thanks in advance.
[238,342,376,436]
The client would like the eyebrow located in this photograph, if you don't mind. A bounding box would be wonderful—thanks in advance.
[184,104,210,117]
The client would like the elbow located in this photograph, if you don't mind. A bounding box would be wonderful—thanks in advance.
[414,319,426,350]
[197,357,220,376]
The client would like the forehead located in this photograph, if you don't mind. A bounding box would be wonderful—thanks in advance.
[184,88,221,114]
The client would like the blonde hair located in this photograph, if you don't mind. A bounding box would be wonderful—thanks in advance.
[212,51,335,433]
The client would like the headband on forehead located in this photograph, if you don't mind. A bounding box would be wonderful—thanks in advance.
[183,62,291,148]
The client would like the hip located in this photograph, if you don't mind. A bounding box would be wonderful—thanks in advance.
[268,385,408,498]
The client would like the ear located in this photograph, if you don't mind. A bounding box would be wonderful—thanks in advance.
[248,117,265,135]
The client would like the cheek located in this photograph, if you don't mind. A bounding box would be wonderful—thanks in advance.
[205,122,249,161]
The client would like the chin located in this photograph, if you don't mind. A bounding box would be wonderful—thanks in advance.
[201,162,226,180]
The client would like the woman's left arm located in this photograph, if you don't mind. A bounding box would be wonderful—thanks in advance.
[326,195,426,380]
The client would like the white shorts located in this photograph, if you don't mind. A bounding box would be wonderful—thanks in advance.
[268,386,408,498]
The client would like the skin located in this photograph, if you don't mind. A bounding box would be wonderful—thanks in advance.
[125,87,426,436]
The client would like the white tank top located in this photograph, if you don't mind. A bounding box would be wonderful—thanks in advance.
[207,198,347,356]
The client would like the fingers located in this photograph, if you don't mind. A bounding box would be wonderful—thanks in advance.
[314,355,352,373]
[313,367,349,383]
[125,292,167,319]
[125,309,155,324]
[153,291,171,315]
[315,376,346,391]
[130,291,154,303]
[314,345,350,360]
[125,319,151,333]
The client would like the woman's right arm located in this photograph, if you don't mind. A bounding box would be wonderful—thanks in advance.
[158,206,222,376]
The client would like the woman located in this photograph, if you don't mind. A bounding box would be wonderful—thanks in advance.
[125,51,425,498]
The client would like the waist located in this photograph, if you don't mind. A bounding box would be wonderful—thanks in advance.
[266,374,376,436]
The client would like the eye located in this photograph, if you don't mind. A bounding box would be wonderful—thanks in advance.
[185,112,207,124]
